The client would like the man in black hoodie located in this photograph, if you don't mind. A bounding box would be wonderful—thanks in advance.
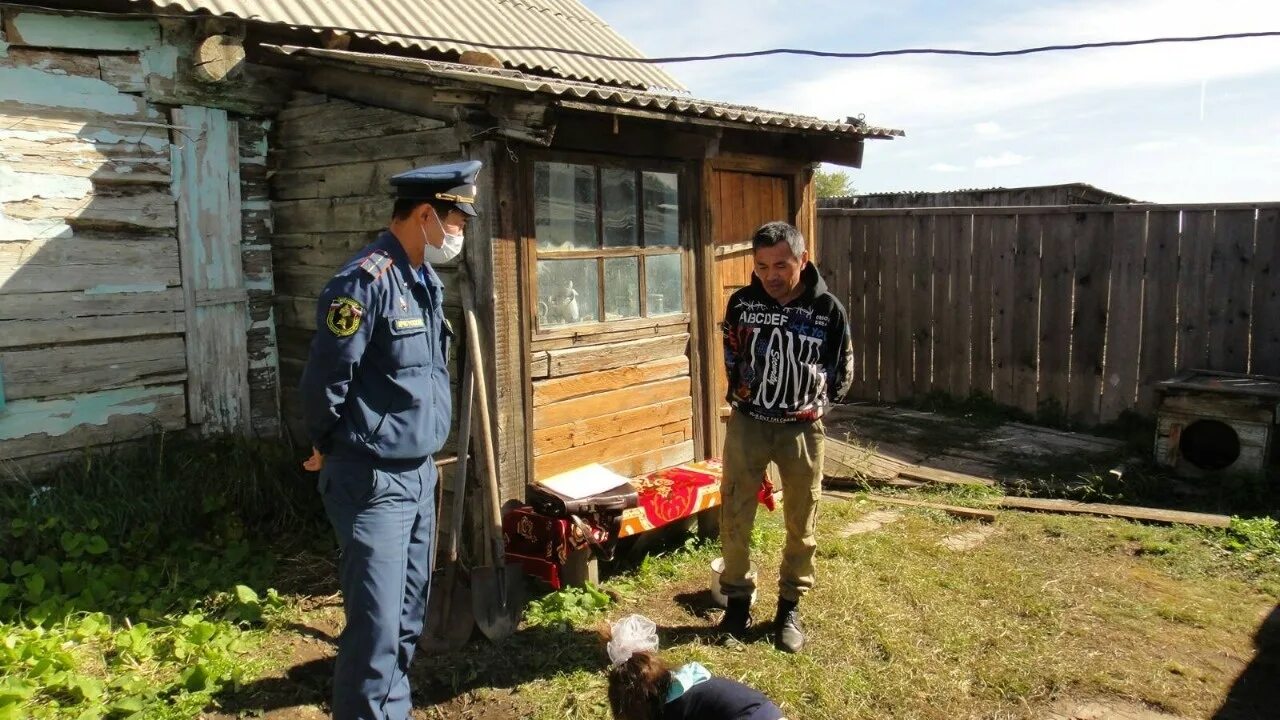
[716,221,853,654]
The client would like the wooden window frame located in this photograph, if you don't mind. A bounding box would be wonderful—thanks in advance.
[523,150,690,338]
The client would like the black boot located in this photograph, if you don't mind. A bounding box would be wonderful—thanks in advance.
[717,597,752,639]
[773,598,805,653]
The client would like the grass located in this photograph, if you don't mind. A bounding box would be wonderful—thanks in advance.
[446,491,1279,720]
[7,436,1278,719]
[0,434,328,720]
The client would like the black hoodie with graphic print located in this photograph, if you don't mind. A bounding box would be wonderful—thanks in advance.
[721,262,853,424]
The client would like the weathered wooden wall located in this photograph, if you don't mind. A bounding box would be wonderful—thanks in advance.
[0,8,284,473]
[818,203,1280,427]
[529,325,695,480]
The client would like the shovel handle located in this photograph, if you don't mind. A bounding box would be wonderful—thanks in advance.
[446,348,474,564]
[461,280,504,564]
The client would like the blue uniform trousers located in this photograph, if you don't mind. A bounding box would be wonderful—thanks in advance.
[319,456,437,720]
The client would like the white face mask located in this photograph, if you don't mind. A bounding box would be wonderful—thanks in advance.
[421,212,464,265]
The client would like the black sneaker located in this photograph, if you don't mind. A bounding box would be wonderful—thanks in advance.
[717,597,752,639]
[773,599,805,653]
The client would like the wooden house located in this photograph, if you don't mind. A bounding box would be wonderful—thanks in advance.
[0,0,901,508]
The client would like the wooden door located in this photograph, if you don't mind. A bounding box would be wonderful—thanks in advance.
[706,170,793,454]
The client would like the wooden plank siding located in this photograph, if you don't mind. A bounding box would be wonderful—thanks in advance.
[0,25,193,468]
[269,93,466,449]
[817,204,1280,427]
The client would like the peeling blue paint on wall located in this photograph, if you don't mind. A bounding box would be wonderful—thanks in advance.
[0,387,162,441]
[10,12,160,51]
[0,66,141,115]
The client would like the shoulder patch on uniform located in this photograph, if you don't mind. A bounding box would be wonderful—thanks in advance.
[358,251,393,280]
[326,296,365,337]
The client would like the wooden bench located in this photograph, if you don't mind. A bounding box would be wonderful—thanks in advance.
[503,459,725,589]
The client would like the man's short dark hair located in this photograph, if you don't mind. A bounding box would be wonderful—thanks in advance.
[392,198,454,221]
[751,221,805,258]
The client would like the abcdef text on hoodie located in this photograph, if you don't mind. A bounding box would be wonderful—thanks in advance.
[721,262,854,424]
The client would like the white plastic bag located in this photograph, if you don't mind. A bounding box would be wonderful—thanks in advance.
[607,614,659,666]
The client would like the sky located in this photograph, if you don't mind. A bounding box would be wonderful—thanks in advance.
[586,0,1280,203]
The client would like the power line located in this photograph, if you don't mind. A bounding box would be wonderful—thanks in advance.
[2,2,1278,64]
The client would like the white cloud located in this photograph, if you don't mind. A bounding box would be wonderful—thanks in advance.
[760,0,1280,130]
[974,152,1029,168]
[974,122,1002,136]
[1133,140,1177,152]
[929,162,965,172]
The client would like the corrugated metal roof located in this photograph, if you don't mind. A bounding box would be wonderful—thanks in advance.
[268,45,904,140]
[128,0,686,91]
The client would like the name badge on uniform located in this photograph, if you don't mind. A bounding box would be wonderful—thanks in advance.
[393,317,426,331]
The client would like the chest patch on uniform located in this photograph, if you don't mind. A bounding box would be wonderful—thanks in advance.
[326,296,365,337]
[393,317,425,331]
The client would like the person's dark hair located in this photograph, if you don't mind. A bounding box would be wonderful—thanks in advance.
[751,221,805,258]
[392,198,453,221]
[607,651,671,720]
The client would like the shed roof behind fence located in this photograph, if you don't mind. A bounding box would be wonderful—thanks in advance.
[131,0,686,91]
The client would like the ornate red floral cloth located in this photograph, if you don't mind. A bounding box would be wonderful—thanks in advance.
[503,459,779,588]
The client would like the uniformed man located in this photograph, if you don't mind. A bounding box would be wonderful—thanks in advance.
[299,160,481,720]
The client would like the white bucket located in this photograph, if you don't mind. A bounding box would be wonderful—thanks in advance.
[709,557,757,608]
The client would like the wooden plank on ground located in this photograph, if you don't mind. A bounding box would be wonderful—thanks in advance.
[835,492,997,523]
[1037,214,1076,415]
[1138,210,1181,411]
[1012,214,1041,415]
[0,337,186,400]
[911,215,933,395]
[1176,210,1215,371]
[1252,210,1280,376]
[970,214,994,398]
[1207,210,1255,373]
[896,464,996,487]
[991,214,1018,407]
[1099,212,1148,423]
[823,436,910,479]
[860,216,882,402]
[931,214,953,395]
[533,376,690,429]
[543,334,689,378]
[994,496,1230,528]
[533,356,688,406]
[1068,212,1113,426]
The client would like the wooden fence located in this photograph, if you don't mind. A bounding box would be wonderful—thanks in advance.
[817,203,1280,426]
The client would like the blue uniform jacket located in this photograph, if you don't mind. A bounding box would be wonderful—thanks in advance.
[299,231,453,465]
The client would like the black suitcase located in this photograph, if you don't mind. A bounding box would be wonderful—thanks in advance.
[527,481,638,517]
[527,481,638,562]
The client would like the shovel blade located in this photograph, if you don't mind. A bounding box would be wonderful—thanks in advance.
[472,564,526,643]
[420,569,474,652]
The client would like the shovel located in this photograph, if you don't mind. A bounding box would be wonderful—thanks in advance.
[463,287,525,642]
[420,348,476,652]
